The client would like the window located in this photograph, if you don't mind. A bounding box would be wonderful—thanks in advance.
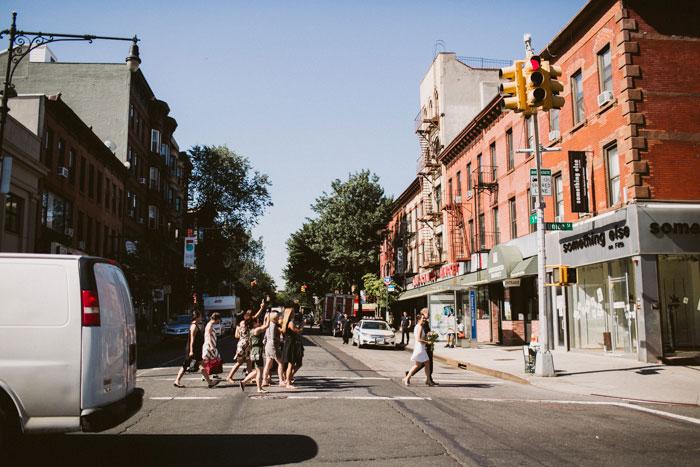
[104,180,110,211]
[57,139,65,168]
[118,189,123,216]
[572,70,585,124]
[160,143,169,158]
[506,129,514,171]
[509,197,517,239]
[527,189,536,233]
[5,193,23,234]
[525,116,534,149]
[88,164,95,199]
[151,129,161,153]
[96,172,103,206]
[468,219,474,251]
[490,142,497,180]
[448,178,453,203]
[112,183,117,213]
[606,143,621,206]
[549,109,560,135]
[168,188,173,206]
[477,154,483,184]
[492,207,499,244]
[44,129,54,168]
[129,104,134,128]
[597,45,613,93]
[68,148,76,184]
[79,157,86,192]
[456,171,462,197]
[478,213,485,249]
[434,184,442,211]
[467,163,472,191]
[41,191,72,233]
[554,174,564,220]
[175,197,181,213]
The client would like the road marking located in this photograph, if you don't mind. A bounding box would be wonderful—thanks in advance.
[286,396,432,401]
[150,396,222,400]
[462,398,700,426]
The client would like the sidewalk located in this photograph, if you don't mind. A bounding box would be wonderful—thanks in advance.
[404,341,700,406]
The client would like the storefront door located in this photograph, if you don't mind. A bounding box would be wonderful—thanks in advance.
[658,255,700,351]
[607,273,637,353]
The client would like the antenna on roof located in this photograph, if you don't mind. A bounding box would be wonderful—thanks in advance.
[433,40,446,58]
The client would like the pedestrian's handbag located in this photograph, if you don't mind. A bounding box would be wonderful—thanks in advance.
[205,358,223,375]
[185,357,199,373]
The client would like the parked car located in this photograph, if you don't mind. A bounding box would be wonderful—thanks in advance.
[162,314,192,339]
[0,254,143,449]
[352,319,396,348]
[220,314,233,334]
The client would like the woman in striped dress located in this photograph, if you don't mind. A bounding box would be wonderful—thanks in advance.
[202,312,221,376]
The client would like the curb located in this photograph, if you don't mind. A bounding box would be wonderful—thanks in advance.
[402,344,531,386]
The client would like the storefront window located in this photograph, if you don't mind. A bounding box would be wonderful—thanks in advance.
[476,287,489,319]
[658,254,700,351]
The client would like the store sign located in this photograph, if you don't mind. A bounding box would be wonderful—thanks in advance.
[503,279,521,287]
[412,269,438,287]
[562,224,630,253]
[568,151,589,213]
[439,262,465,279]
[184,237,196,268]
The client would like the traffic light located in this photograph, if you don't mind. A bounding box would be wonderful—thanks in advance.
[551,266,577,286]
[499,60,527,112]
[524,55,546,109]
[250,279,258,287]
[300,284,307,293]
[541,61,565,111]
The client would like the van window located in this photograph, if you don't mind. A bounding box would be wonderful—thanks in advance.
[0,263,69,326]
[94,263,127,327]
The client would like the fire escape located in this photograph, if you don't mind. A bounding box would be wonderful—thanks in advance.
[442,190,470,263]
[472,164,499,252]
[415,112,443,269]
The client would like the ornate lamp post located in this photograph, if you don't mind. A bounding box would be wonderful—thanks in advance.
[0,11,140,250]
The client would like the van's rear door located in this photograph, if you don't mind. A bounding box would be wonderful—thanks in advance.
[80,259,135,410]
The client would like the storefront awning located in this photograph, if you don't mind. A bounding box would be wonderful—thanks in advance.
[510,256,537,278]
[486,245,523,282]
[397,278,461,301]
[456,270,489,287]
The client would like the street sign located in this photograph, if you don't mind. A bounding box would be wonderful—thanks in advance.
[545,222,573,231]
[383,276,392,286]
[387,285,395,292]
[530,168,552,196]
[529,214,538,225]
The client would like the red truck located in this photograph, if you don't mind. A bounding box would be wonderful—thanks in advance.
[322,293,354,336]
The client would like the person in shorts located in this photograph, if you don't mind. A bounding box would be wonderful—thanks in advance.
[239,315,271,393]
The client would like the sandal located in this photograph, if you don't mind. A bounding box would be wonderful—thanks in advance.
[208,380,220,388]
[285,385,298,390]
[239,381,245,392]
[173,382,185,388]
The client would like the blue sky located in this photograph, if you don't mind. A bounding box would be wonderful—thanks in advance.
[4,0,587,287]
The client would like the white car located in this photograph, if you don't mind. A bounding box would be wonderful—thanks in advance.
[352,319,396,348]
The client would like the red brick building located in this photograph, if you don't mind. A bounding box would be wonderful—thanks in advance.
[385,0,700,362]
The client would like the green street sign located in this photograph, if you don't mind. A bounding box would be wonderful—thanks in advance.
[529,214,538,225]
[545,222,573,231]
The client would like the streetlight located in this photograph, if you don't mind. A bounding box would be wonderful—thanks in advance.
[0,11,140,250]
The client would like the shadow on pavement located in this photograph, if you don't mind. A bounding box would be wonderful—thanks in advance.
[11,433,318,466]
[554,365,666,377]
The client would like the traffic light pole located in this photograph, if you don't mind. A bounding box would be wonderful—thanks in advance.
[532,112,555,377]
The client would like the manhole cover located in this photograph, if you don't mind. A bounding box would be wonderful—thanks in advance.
[494,358,516,361]
[249,394,288,400]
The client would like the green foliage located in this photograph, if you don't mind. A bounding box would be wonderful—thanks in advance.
[284,170,393,295]
[362,273,402,309]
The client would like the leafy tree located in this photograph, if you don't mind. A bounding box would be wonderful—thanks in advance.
[284,170,393,295]
[187,145,273,300]
[362,273,403,310]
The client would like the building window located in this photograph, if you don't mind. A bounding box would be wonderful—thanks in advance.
[478,213,485,249]
[506,128,514,171]
[104,180,110,211]
[68,148,76,184]
[168,188,174,206]
[57,139,65,168]
[160,143,169,158]
[490,142,497,180]
[456,171,462,197]
[79,157,86,192]
[572,70,584,124]
[554,174,564,220]
[447,178,453,203]
[434,184,442,211]
[41,191,72,233]
[5,193,23,234]
[597,45,613,93]
[150,129,161,153]
[468,219,474,251]
[129,104,134,128]
[509,197,517,239]
[96,172,103,206]
[477,154,483,184]
[88,164,95,199]
[606,143,621,206]
[112,183,117,213]
[525,116,534,149]
[175,197,181,213]
[44,128,54,168]
[549,109,560,135]
[492,207,499,244]
[467,163,472,192]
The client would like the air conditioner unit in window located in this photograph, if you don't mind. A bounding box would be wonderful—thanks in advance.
[57,167,69,178]
[138,218,145,224]
[64,227,73,237]
[139,178,146,185]
[597,90,614,107]
[548,130,560,140]
[466,190,473,198]
[454,196,462,204]
[128,209,135,217]
[78,241,86,249]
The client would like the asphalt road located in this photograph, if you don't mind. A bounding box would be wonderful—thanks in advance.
[10,328,700,466]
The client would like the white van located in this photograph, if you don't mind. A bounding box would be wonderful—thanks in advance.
[0,254,143,446]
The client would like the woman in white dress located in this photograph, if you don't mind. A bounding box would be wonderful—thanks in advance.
[402,314,434,386]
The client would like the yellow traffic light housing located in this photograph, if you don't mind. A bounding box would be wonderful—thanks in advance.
[549,265,577,286]
[541,61,565,111]
[499,60,527,112]
[524,55,546,110]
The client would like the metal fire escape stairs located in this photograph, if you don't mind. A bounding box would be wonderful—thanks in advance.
[472,165,499,252]
[443,187,470,263]
[416,116,443,269]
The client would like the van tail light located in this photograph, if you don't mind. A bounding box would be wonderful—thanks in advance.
[82,290,101,326]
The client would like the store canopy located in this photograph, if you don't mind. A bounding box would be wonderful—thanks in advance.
[510,256,538,278]
[456,270,489,287]
[397,279,460,301]
[486,245,523,282]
